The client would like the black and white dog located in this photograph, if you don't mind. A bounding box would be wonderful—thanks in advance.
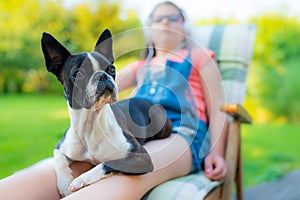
[41,29,172,196]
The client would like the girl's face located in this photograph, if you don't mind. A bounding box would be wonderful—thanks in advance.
[149,4,186,50]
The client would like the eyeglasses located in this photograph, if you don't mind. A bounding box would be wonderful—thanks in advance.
[151,14,183,23]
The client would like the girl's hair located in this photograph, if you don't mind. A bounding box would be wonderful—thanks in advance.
[141,1,188,60]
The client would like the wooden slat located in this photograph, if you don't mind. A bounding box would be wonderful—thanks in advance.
[236,141,244,200]
[204,187,221,200]
[222,121,241,200]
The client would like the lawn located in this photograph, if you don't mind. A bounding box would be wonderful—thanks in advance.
[0,94,299,188]
[0,94,69,176]
[241,122,300,186]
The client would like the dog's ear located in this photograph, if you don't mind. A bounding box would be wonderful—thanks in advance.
[41,32,71,81]
[94,29,114,63]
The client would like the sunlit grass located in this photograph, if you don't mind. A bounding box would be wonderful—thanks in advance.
[0,94,69,176]
[242,123,300,186]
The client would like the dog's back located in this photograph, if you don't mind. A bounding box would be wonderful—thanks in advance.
[111,97,172,144]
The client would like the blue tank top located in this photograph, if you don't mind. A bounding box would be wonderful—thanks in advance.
[133,52,201,131]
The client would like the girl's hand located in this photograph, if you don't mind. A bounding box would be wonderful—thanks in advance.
[204,151,227,181]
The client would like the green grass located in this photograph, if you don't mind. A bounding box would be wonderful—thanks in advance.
[241,123,300,187]
[0,94,300,189]
[0,94,69,176]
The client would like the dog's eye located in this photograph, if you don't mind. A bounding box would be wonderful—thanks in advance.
[72,70,84,79]
[109,66,115,74]
[105,65,115,77]
[107,65,115,75]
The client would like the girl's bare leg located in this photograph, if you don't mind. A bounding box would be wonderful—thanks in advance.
[0,133,192,200]
[0,158,60,200]
[63,133,192,200]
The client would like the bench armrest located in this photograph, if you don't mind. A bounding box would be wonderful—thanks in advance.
[220,104,252,124]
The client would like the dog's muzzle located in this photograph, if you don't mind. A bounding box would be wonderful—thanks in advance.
[87,72,118,110]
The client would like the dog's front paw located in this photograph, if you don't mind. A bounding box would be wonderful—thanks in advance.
[57,177,74,197]
[69,172,97,192]
[69,168,113,192]
[56,172,74,197]
[59,186,73,197]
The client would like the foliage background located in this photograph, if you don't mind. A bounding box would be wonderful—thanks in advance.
[0,0,141,94]
[1,0,300,123]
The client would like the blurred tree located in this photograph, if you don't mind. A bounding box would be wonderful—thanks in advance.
[248,14,300,122]
[1,1,299,123]
[0,0,141,93]
[0,0,68,92]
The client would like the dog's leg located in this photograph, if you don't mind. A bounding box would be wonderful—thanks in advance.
[103,146,154,175]
[69,152,150,191]
[54,149,74,197]
[69,163,112,192]
[69,145,153,191]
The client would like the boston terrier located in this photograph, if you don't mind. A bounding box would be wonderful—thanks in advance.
[41,29,172,196]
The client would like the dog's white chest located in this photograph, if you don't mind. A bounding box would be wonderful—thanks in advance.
[59,104,131,164]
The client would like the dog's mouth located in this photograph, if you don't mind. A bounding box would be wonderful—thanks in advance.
[94,88,116,111]
[86,80,117,111]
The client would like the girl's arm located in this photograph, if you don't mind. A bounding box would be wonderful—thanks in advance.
[116,62,140,92]
[200,58,228,181]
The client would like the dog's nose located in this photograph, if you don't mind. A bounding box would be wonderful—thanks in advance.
[100,73,109,81]
[94,72,109,81]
